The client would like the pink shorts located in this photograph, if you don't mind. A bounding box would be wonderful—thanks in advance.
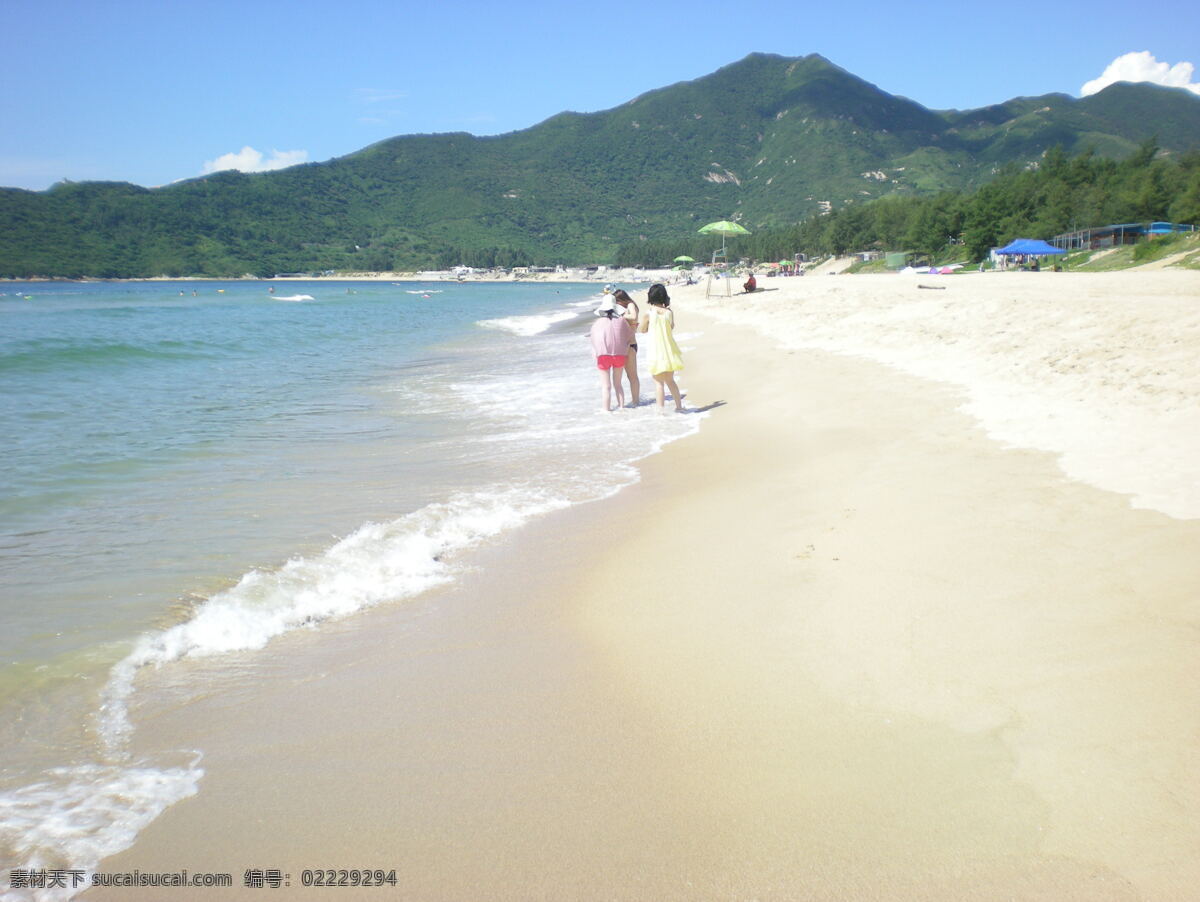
[596,355,627,370]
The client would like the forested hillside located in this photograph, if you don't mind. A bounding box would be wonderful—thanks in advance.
[2,53,1199,278]
[615,141,1200,266]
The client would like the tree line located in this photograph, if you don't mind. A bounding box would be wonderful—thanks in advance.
[614,141,1200,267]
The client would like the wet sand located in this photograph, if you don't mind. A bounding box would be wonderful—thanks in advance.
[90,286,1200,899]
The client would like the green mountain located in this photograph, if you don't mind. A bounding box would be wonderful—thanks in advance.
[3,52,1199,277]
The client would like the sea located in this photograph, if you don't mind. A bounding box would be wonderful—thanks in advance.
[0,279,700,895]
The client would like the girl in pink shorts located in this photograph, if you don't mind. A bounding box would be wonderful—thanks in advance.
[590,296,634,411]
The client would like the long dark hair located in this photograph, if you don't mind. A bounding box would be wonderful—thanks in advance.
[647,283,670,307]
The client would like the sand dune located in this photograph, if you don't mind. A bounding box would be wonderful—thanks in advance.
[679,270,1200,519]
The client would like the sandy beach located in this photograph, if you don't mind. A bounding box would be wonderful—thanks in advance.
[88,270,1199,900]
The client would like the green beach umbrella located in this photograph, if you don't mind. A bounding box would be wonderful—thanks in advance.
[698,220,750,236]
[674,255,695,263]
[697,220,751,259]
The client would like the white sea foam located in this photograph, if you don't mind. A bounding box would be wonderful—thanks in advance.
[477,310,579,336]
[272,294,314,302]
[0,757,202,901]
[97,487,571,749]
[0,485,583,895]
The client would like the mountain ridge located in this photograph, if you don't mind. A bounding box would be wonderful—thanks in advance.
[2,52,1198,277]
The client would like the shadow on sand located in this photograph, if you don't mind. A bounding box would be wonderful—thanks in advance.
[679,400,726,414]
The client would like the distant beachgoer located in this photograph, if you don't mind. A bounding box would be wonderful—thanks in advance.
[590,296,634,412]
[612,289,640,406]
[638,283,684,412]
[743,272,757,293]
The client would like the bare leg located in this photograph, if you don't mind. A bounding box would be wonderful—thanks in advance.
[653,372,667,410]
[604,367,624,407]
[623,349,640,407]
[662,372,683,411]
[598,369,612,411]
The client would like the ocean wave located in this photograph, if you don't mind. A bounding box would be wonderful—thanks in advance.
[271,294,315,302]
[97,486,571,749]
[0,486,576,896]
[477,311,579,336]
[0,339,215,375]
[0,756,203,901]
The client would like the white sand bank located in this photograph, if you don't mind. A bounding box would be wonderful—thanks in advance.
[678,270,1200,519]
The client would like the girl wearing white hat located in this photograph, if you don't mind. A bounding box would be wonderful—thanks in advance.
[589,296,634,411]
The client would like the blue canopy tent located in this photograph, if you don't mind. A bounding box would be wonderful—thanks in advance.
[995,238,1067,256]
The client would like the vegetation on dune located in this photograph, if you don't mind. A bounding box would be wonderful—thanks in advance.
[706,141,1200,266]
[1,52,1199,279]
[1062,231,1200,271]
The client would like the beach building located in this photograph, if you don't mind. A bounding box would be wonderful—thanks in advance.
[1050,221,1196,251]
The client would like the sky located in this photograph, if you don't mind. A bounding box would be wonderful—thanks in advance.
[2,0,1198,192]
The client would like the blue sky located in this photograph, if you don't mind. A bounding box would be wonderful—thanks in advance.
[3,0,1198,191]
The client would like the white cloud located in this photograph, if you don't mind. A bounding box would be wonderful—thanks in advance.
[201,146,308,175]
[1081,51,1200,96]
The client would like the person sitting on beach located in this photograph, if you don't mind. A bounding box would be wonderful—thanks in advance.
[590,296,634,412]
[638,283,684,413]
[743,272,757,293]
[612,289,640,407]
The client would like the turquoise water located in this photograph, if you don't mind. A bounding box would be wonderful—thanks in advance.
[2,281,540,662]
[0,279,701,887]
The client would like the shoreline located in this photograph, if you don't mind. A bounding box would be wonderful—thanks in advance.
[2,269,687,285]
[89,290,1200,898]
[5,251,1197,285]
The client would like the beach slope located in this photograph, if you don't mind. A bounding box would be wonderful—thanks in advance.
[92,273,1200,900]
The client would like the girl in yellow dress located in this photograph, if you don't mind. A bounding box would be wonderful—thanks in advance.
[638,283,684,412]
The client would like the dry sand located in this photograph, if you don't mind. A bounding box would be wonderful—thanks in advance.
[686,269,1200,518]
[89,271,1200,900]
